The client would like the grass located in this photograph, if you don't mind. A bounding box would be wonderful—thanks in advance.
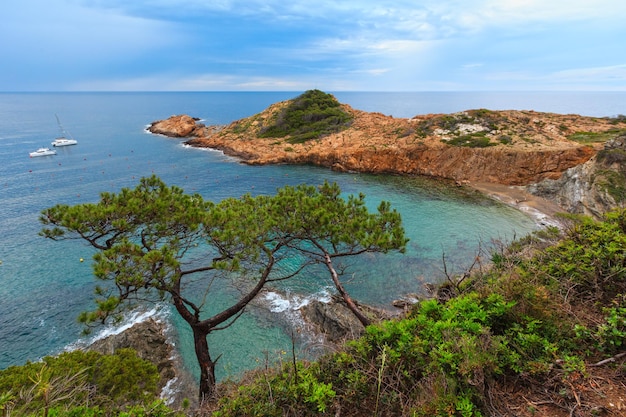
[445,132,497,148]
[567,129,626,144]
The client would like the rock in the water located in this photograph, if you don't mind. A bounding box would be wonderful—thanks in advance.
[300,298,365,342]
[88,318,176,390]
[148,115,205,138]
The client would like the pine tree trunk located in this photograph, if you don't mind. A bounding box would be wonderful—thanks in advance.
[323,253,371,327]
[193,326,217,404]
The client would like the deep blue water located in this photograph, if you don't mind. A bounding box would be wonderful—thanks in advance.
[0,91,624,383]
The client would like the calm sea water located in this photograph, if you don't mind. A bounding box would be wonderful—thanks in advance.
[1,91,624,383]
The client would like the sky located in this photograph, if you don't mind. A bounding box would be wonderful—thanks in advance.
[1,0,625,92]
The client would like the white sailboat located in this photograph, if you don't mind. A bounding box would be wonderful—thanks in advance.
[51,114,77,147]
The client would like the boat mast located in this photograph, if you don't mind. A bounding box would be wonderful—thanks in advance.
[55,114,73,139]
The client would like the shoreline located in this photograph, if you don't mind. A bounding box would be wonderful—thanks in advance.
[468,181,565,228]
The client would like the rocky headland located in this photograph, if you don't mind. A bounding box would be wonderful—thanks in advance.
[148,96,626,220]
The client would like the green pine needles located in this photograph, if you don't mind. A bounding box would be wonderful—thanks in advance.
[258,89,353,143]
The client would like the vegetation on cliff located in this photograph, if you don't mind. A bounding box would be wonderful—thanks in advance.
[0,349,175,416]
[256,89,353,143]
[209,210,626,417]
[412,109,626,149]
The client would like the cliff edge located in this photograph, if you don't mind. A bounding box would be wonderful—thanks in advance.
[148,91,626,216]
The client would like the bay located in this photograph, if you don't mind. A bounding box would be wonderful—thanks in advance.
[0,91,623,383]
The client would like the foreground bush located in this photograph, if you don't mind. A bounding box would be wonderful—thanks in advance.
[211,208,626,416]
[0,349,169,416]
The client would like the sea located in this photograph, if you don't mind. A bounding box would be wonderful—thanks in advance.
[1,91,625,388]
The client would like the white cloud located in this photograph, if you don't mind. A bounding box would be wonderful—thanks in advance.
[446,0,626,33]
[3,0,626,91]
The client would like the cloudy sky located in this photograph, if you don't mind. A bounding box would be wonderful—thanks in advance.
[2,0,625,92]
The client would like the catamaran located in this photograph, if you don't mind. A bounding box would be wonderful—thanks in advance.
[51,114,77,147]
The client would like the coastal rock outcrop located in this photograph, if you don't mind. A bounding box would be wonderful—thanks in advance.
[175,104,621,186]
[527,134,626,219]
[299,296,397,344]
[88,318,176,391]
[148,114,206,138]
[300,299,364,342]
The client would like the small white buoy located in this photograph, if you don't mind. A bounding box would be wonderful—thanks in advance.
[80,258,84,262]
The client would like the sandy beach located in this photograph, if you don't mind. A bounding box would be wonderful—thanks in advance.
[469,181,565,228]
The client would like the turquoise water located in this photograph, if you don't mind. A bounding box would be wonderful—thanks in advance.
[1,91,623,383]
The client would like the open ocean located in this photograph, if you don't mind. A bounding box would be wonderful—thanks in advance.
[1,91,624,386]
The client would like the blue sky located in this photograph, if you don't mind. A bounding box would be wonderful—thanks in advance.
[2,0,625,91]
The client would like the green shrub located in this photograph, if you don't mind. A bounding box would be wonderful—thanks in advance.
[213,361,335,417]
[0,349,161,415]
[498,135,512,145]
[258,89,353,143]
[445,133,496,148]
[567,129,626,144]
[528,210,626,303]
[576,295,626,354]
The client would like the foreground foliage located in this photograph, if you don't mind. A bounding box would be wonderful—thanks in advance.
[210,209,626,416]
[18,187,626,415]
[0,349,179,416]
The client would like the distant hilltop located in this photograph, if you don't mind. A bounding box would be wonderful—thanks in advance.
[148,90,626,218]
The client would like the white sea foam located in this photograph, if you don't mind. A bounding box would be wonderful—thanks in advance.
[160,377,179,405]
[64,303,171,352]
[263,287,332,313]
[180,143,223,154]
[180,143,242,163]
[260,288,332,351]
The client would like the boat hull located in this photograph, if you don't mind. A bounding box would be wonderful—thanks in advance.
[51,138,77,147]
[29,148,57,157]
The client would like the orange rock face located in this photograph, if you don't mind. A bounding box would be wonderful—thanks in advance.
[148,115,206,138]
[156,103,626,186]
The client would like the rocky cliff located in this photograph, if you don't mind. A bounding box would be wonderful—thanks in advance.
[527,134,626,218]
[149,95,626,213]
[148,115,208,137]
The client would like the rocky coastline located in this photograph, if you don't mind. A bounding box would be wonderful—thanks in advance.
[148,102,626,222]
